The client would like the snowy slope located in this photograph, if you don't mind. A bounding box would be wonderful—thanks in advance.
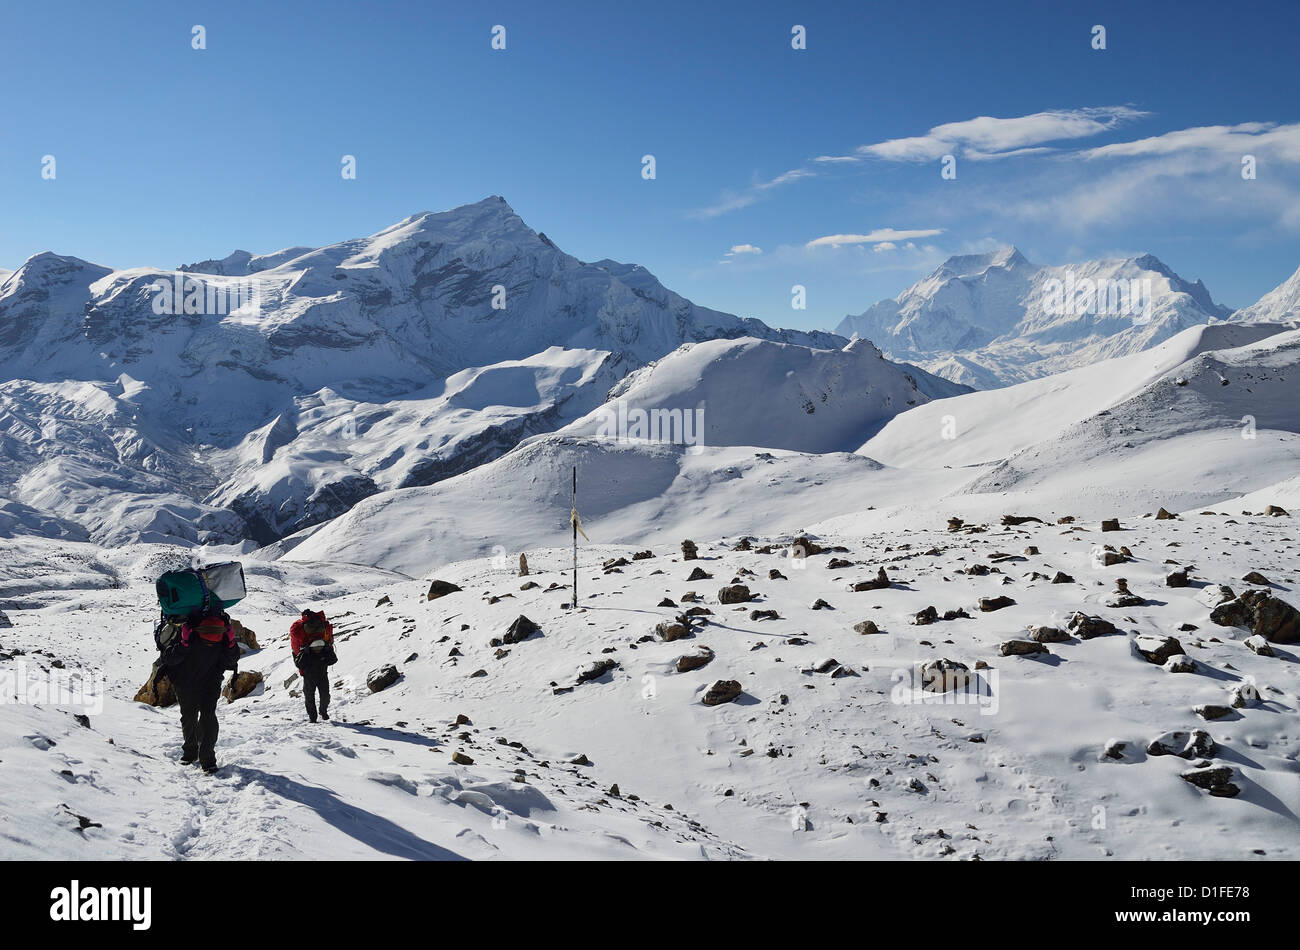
[558,336,969,455]
[836,248,1238,388]
[862,322,1292,469]
[4,506,1298,861]
[960,327,1300,511]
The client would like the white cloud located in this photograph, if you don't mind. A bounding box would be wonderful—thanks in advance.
[872,241,897,252]
[824,106,1150,164]
[1080,122,1300,161]
[806,228,945,249]
[726,244,763,255]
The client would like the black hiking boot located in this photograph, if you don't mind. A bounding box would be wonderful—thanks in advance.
[180,754,198,766]
[320,711,330,721]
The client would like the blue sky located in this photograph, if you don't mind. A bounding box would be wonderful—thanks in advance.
[2,0,1298,331]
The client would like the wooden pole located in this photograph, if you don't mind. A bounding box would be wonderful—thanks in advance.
[571,466,578,610]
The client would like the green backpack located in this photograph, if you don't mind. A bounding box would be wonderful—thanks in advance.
[156,562,247,617]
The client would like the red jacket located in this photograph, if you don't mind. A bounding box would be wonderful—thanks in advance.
[290,617,334,656]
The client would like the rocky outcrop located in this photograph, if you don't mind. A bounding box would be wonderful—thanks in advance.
[1210,590,1300,643]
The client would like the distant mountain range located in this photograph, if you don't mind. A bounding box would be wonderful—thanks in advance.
[834,247,1298,388]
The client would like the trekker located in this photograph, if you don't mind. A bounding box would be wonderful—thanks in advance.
[291,610,337,723]
[170,608,240,773]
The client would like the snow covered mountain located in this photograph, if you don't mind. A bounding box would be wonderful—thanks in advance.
[0,199,844,546]
[836,247,1236,388]
[1233,264,1300,323]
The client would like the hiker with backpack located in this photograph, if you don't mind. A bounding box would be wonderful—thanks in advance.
[153,562,247,773]
[290,610,337,723]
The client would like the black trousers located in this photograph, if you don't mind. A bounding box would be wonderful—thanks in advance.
[303,667,330,720]
[174,673,223,766]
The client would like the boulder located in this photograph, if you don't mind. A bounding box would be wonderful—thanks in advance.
[1198,584,1236,607]
[1265,505,1289,517]
[1244,635,1275,657]
[367,665,401,692]
[978,596,1016,612]
[718,584,753,605]
[1166,570,1190,588]
[222,670,263,703]
[133,665,176,707]
[427,579,463,601]
[1029,626,1070,643]
[1194,704,1234,721]
[1001,515,1043,526]
[913,605,938,626]
[518,554,530,577]
[1000,639,1048,657]
[1067,612,1118,640]
[576,659,619,684]
[1241,571,1270,586]
[1155,507,1176,520]
[850,568,891,592]
[687,566,713,581]
[656,622,690,642]
[1211,590,1300,643]
[1147,729,1216,759]
[1050,571,1075,584]
[230,619,260,651]
[503,615,541,644]
[1134,635,1185,665]
[681,540,698,561]
[791,535,824,555]
[853,620,881,636]
[1180,765,1239,796]
[947,517,964,532]
[1101,519,1121,532]
[920,658,971,692]
[1228,683,1259,709]
[676,648,715,673]
[451,751,475,766]
[0,609,12,628]
[701,679,742,706]
[1163,654,1196,673]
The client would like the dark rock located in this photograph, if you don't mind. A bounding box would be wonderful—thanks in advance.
[718,584,753,604]
[366,665,401,692]
[577,659,619,684]
[676,648,715,673]
[1210,590,1300,643]
[1000,639,1047,656]
[854,620,881,635]
[503,615,541,644]
[702,680,742,706]
[978,596,1016,612]
[1134,635,1185,665]
[914,605,939,626]
[427,580,463,601]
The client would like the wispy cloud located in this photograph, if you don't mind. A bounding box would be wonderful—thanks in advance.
[807,228,945,249]
[838,106,1150,164]
[726,244,763,255]
[1079,121,1300,161]
[689,167,816,220]
[695,106,1149,219]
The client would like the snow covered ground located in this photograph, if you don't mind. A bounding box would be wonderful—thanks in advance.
[3,482,1299,860]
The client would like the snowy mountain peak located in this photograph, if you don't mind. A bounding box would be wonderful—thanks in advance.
[1234,263,1300,323]
[837,247,1239,388]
